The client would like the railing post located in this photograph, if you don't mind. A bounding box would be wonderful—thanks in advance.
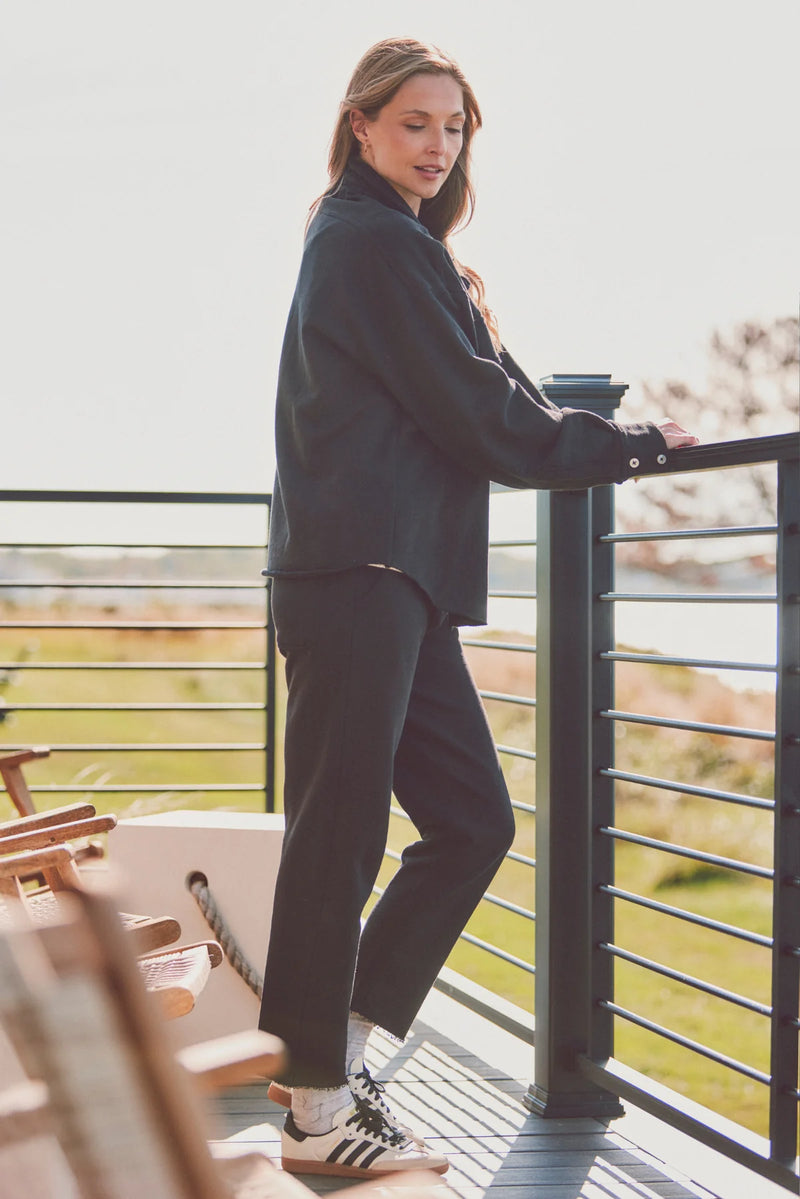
[588,481,618,1065]
[526,375,627,1118]
[769,451,800,1163]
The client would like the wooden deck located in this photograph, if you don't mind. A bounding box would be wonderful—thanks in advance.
[210,988,788,1199]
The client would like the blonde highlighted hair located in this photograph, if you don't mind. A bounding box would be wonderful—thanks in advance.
[317,38,500,349]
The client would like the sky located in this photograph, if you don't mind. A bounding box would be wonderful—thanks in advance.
[1,0,798,502]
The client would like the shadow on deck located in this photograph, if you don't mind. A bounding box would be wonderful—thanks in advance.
[209,989,786,1199]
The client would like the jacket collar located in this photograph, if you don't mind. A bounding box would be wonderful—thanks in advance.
[335,156,424,226]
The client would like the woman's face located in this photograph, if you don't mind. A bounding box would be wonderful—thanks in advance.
[351,73,465,216]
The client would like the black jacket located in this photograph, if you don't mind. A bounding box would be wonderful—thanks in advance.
[267,159,669,625]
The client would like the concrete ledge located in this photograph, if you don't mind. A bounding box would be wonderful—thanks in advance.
[111,810,284,1048]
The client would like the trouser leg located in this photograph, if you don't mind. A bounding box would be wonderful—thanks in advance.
[258,567,430,1087]
[351,620,516,1039]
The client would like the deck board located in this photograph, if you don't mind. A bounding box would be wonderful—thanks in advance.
[209,988,787,1198]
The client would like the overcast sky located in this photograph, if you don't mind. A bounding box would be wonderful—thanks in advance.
[2,0,798,499]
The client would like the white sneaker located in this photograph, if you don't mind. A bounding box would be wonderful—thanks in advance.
[281,1099,448,1179]
[268,1061,427,1148]
[347,1058,426,1146]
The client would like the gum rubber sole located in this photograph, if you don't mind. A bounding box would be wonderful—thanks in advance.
[281,1157,449,1178]
[269,1079,427,1147]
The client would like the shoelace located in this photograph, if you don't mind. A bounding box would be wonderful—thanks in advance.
[351,1067,390,1108]
[346,1097,407,1147]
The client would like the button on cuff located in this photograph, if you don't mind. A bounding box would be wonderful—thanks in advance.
[657,453,667,465]
[628,457,640,470]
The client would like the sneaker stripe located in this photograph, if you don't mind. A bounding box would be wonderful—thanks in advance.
[359,1145,391,1170]
[342,1142,386,1169]
[326,1138,356,1164]
[281,1101,447,1179]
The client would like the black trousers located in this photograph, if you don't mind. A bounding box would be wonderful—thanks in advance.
[259,566,515,1087]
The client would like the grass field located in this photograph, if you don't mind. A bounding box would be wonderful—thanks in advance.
[0,602,778,1138]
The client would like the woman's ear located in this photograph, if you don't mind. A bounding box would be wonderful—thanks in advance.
[350,110,368,146]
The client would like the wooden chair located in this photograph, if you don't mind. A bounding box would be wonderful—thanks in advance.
[0,748,71,819]
[0,886,443,1199]
[0,748,181,953]
[0,845,222,1021]
[0,746,106,864]
[0,1024,76,1199]
[0,746,116,869]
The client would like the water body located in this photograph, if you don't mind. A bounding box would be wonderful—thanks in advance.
[481,593,776,694]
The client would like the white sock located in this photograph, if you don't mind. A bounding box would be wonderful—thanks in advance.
[346,1010,374,1074]
[291,1085,351,1135]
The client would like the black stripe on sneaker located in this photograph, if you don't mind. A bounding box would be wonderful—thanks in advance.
[343,1142,385,1169]
[360,1145,391,1169]
[325,1138,356,1163]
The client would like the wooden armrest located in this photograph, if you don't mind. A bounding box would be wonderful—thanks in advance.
[0,803,97,838]
[0,815,117,856]
[142,940,223,969]
[0,749,51,771]
[137,943,216,1020]
[177,1030,286,1092]
[120,913,182,953]
[0,1080,52,1147]
[0,844,75,880]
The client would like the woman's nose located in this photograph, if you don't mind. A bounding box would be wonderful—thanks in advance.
[428,127,447,155]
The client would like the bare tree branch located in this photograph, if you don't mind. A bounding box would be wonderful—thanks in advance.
[617,315,798,576]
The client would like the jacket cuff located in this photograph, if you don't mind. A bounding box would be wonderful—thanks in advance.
[616,422,670,482]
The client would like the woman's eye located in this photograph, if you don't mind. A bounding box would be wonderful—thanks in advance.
[446,127,463,135]
[405,124,425,131]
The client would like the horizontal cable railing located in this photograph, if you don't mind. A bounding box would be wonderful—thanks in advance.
[598,826,773,879]
[454,530,537,993]
[459,638,535,653]
[375,519,538,1025]
[506,407,800,1192]
[599,1003,772,1086]
[600,709,775,740]
[603,650,775,674]
[0,489,275,812]
[571,431,799,1190]
[600,591,776,602]
[600,883,773,947]
[600,767,774,810]
[600,942,772,1016]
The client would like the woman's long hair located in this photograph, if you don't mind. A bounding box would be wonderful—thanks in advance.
[318,38,500,349]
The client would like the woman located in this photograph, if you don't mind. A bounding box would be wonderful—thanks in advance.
[259,37,697,1180]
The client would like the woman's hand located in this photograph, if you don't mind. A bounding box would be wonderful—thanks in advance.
[656,419,700,449]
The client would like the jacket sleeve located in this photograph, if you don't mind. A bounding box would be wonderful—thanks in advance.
[301,216,670,491]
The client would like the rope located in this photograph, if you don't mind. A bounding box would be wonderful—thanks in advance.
[186,872,263,998]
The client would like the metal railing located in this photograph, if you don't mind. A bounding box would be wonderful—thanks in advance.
[524,377,799,1191]
[3,411,798,1190]
[0,489,275,812]
[445,528,538,1006]
[384,378,798,1188]
[579,433,798,1188]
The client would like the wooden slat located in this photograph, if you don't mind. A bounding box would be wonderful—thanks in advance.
[178,1029,286,1093]
[0,815,117,856]
[0,803,97,836]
